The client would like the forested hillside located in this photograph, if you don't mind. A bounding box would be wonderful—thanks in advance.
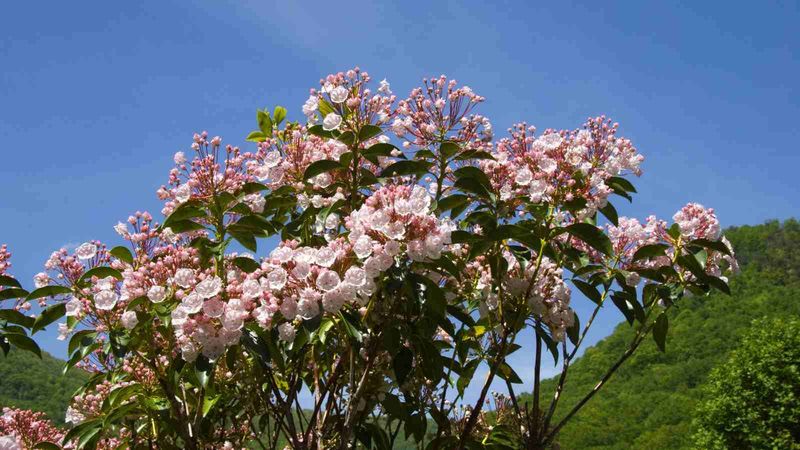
[523,219,800,449]
[0,349,88,425]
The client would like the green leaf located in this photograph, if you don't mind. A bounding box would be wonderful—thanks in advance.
[379,160,432,178]
[232,256,260,273]
[26,286,72,301]
[572,279,603,305]
[0,288,28,301]
[109,246,134,265]
[303,159,344,181]
[394,347,413,385]
[257,110,273,135]
[706,276,731,295]
[0,275,21,288]
[4,333,41,358]
[599,202,619,226]
[439,141,461,159]
[567,311,581,346]
[318,98,335,117]
[437,194,471,213]
[455,149,495,161]
[607,176,637,193]
[0,309,34,328]
[358,124,382,140]
[496,362,523,384]
[78,266,122,284]
[273,106,287,125]
[453,166,494,200]
[162,202,205,229]
[632,243,669,262]
[653,313,668,352]
[202,394,221,417]
[567,223,614,256]
[168,219,206,233]
[32,442,61,450]
[32,303,67,334]
[230,230,257,252]
[308,125,333,139]
[245,131,266,142]
[691,238,732,256]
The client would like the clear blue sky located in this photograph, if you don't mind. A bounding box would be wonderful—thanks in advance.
[1,1,798,400]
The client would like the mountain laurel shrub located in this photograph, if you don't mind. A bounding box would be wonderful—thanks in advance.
[0,68,738,449]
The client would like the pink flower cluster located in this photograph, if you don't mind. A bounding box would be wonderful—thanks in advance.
[467,250,574,341]
[157,131,261,216]
[346,184,454,262]
[392,75,490,149]
[0,408,64,449]
[0,245,10,276]
[481,117,643,219]
[304,67,396,130]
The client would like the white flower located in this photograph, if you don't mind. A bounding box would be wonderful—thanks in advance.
[195,276,222,299]
[174,151,187,164]
[353,236,374,259]
[174,268,195,288]
[244,193,266,213]
[96,276,115,291]
[75,242,97,260]
[378,79,392,94]
[64,406,86,426]
[316,269,341,292]
[384,240,401,257]
[344,267,366,287]
[56,323,70,341]
[114,222,129,236]
[175,184,191,203]
[161,227,178,244]
[182,292,204,314]
[323,113,342,131]
[241,279,263,300]
[65,297,82,317]
[171,306,189,326]
[303,95,319,118]
[329,86,349,104]
[121,311,139,330]
[203,299,225,318]
[278,322,296,343]
[95,289,118,310]
[292,261,311,279]
[147,285,167,303]
[515,167,533,186]
[264,150,282,168]
[267,267,288,290]
[315,247,337,267]
[33,272,49,288]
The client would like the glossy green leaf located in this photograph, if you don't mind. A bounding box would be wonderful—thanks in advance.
[358,124,382,140]
[31,302,67,334]
[303,159,343,180]
[78,266,122,284]
[26,286,71,302]
[379,160,431,178]
[0,275,21,288]
[567,223,614,256]
[632,243,669,262]
[109,246,134,265]
[273,106,287,124]
[257,110,273,135]
[4,333,41,358]
[0,309,34,328]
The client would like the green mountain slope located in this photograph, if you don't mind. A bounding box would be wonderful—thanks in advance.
[523,219,800,449]
[0,348,88,425]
